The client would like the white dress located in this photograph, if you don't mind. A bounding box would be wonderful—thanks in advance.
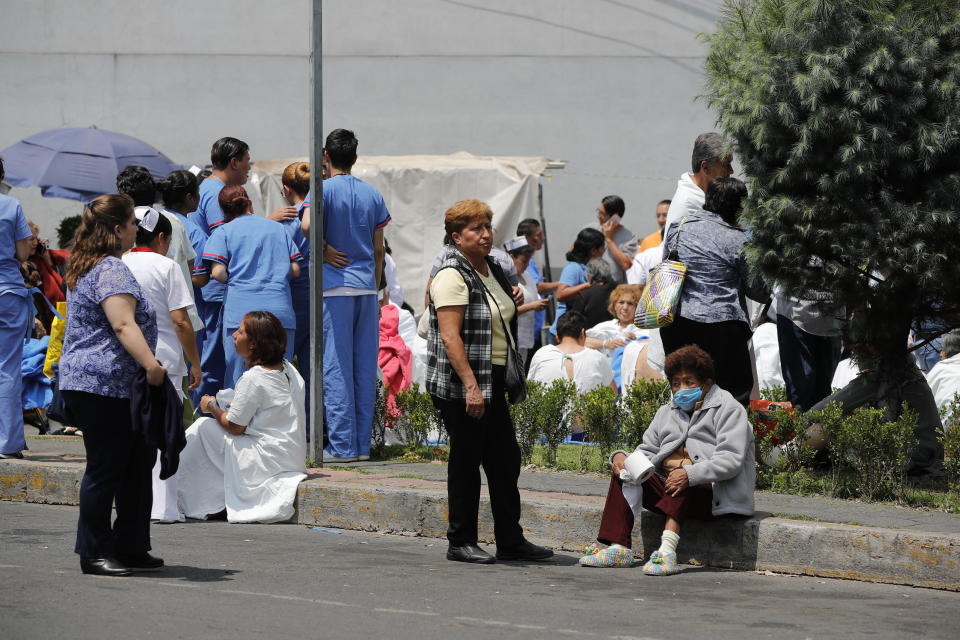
[527,345,614,393]
[177,361,307,523]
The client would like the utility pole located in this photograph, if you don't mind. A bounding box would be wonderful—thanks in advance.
[309,0,324,465]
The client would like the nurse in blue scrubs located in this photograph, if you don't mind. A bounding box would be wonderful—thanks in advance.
[278,162,312,392]
[0,158,36,458]
[201,185,300,389]
[188,137,251,399]
[321,129,390,463]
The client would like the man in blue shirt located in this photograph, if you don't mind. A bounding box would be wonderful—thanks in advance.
[189,137,251,401]
[321,129,389,463]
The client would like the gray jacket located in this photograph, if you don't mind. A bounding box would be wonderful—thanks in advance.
[628,385,756,517]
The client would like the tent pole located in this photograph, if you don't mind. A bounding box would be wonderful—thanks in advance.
[309,0,324,466]
[537,181,555,324]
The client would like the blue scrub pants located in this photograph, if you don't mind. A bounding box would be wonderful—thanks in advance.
[292,293,311,423]
[223,324,295,389]
[195,301,226,403]
[323,294,378,458]
[0,291,30,454]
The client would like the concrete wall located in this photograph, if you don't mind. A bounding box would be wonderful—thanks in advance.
[0,0,723,277]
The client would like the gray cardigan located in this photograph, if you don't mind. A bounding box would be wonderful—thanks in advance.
[619,385,756,517]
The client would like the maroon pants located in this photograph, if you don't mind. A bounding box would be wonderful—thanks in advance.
[596,473,714,549]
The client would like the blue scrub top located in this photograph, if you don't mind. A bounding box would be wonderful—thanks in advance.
[551,261,588,335]
[189,177,227,302]
[0,194,31,296]
[202,214,300,330]
[322,175,390,291]
[285,201,311,306]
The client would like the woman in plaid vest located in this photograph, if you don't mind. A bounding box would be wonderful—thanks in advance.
[426,199,553,565]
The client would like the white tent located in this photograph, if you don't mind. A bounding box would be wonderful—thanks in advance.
[252,152,552,312]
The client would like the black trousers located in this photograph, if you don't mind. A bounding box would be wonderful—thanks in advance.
[63,391,155,558]
[776,315,842,412]
[433,366,524,548]
[660,316,754,405]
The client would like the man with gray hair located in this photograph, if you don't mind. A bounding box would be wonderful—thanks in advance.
[664,132,734,237]
[926,329,960,427]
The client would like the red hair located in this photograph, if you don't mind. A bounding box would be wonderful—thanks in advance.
[218,185,252,222]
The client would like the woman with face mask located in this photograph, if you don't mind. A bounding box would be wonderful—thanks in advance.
[578,345,755,575]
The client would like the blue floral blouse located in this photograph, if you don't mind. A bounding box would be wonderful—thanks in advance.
[60,257,158,399]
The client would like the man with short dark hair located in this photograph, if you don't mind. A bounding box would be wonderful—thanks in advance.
[638,199,671,252]
[516,218,561,352]
[664,132,733,237]
[585,195,638,284]
[321,129,390,463]
[188,137,251,402]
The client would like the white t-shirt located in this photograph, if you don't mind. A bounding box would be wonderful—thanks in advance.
[626,245,664,286]
[664,172,705,238]
[750,322,784,390]
[926,353,960,423]
[160,208,202,331]
[123,250,195,379]
[527,345,613,393]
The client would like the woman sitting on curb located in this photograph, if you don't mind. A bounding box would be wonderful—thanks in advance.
[579,344,755,574]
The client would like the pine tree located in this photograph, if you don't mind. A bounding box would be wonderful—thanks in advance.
[703,0,960,381]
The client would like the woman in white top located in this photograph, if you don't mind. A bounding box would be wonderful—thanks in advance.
[585,284,647,354]
[178,311,307,523]
[122,207,202,523]
[528,310,616,394]
[506,237,549,365]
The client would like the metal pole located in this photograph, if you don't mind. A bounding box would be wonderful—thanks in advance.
[309,0,324,466]
[537,182,556,324]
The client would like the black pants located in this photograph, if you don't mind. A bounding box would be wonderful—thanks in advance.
[63,391,155,558]
[433,366,523,548]
[660,317,754,405]
[776,315,842,412]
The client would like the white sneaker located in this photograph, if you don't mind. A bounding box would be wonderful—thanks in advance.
[358,454,370,461]
[322,450,359,463]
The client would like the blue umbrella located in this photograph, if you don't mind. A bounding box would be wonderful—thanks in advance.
[0,126,181,202]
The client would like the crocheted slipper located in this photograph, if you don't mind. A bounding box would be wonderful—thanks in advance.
[579,545,634,568]
[642,550,680,576]
[583,542,607,556]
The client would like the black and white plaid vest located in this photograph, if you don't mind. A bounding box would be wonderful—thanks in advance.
[425,247,517,402]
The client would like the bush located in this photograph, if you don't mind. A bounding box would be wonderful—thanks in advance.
[575,386,623,470]
[370,379,388,458]
[393,383,442,450]
[760,385,789,402]
[510,381,547,465]
[619,379,670,451]
[536,379,577,466]
[824,403,916,502]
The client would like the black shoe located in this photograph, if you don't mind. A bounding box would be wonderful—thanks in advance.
[115,552,164,570]
[496,540,554,561]
[446,543,496,564]
[0,452,24,460]
[80,557,132,577]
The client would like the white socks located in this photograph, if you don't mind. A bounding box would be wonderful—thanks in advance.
[658,530,680,556]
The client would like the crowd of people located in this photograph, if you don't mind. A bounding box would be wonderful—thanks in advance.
[0,126,956,577]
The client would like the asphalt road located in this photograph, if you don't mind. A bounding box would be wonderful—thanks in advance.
[2,501,957,640]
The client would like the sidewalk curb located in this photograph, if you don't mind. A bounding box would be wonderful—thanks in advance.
[3,459,958,591]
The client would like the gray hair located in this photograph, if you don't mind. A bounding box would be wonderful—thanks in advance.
[691,132,730,174]
[586,257,614,284]
[942,329,960,359]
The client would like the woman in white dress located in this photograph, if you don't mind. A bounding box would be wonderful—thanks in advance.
[178,310,307,523]
[585,284,647,355]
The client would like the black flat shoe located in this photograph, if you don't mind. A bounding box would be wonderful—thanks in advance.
[80,557,132,576]
[447,543,496,564]
[496,540,554,561]
[0,452,24,460]
[115,552,164,570]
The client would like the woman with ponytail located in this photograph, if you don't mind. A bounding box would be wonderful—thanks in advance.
[199,185,301,388]
[59,194,166,577]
